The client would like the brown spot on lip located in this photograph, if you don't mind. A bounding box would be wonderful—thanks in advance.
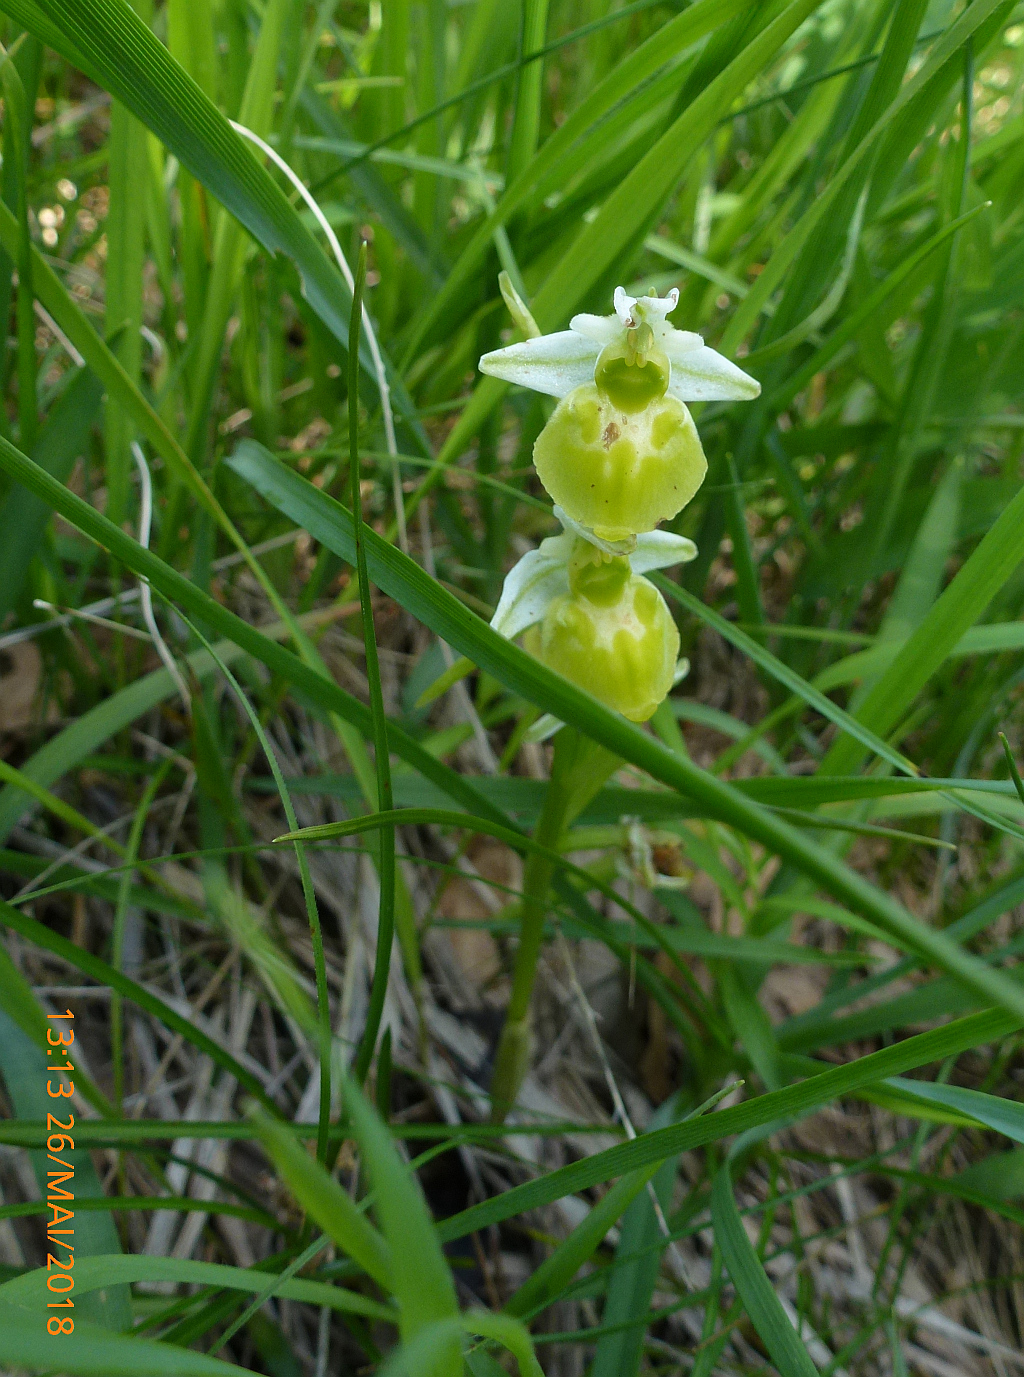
[602,422,620,448]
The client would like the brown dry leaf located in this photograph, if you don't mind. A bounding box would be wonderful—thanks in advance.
[436,840,520,995]
[761,963,829,1020]
[0,641,51,732]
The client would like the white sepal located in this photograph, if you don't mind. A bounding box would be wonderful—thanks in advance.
[489,533,573,640]
[662,337,761,402]
[630,529,698,573]
[478,331,600,399]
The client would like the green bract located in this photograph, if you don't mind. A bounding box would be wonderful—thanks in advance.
[534,383,706,542]
[528,571,679,724]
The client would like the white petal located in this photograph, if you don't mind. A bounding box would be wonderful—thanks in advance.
[613,286,637,324]
[634,287,679,321]
[479,331,600,399]
[664,340,761,401]
[553,505,636,557]
[630,530,698,574]
[490,535,572,640]
[658,324,705,353]
[568,312,623,348]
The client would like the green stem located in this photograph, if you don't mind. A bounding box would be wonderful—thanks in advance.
[490,728,618,1121]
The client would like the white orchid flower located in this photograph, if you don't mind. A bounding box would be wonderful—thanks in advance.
[491,514,697,643]
[479,286,760,404]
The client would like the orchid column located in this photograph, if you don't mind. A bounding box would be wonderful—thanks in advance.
[479,285,759,1117]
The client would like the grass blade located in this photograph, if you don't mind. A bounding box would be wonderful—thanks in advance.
[711,1163,820,1375]
[348,242,396,1085]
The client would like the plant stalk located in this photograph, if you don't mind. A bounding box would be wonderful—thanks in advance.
[490,728,618,1121]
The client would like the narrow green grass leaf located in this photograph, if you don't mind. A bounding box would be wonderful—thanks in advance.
[1000,734,1024,807]
[822,465,1024,775]
[711,1165,820,1375]
[177,611,333,1161]
[0,45,37,453]
[11,0,354,357]
[506,1168,663,1320]
[250,1109,393,1289]
[507,1084,735,1321]
[0,195,267,571]
[436,1008,1021,1241]
[348,243,396,1085]
[342,1074,461,1350]
[589,1097,687,1377]
[0,368,103,627]
[653,576,916,776]
[0,447,517,837]
[404,0,763,360]
[768,202,990,409]
[228,443,1024,1021]
[883,1077,1024,1144]
[0,1305,260,1377]
[0,1255,394,1321]
[0,899,282,1115]
[506,0,549,183]
[721,0,1011,354]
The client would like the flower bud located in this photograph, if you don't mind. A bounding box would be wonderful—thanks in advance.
[529,567,679,723]
[533,383,707,542]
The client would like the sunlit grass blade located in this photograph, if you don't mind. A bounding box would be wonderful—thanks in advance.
[821,471,1024,776]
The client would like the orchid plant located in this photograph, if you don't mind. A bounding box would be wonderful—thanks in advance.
[481,283,759,722]
[479,283,759,1117]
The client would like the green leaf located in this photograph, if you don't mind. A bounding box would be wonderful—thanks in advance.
[0,1255,395,1321]
[652,575,917,777]
[10,0,351,357]
[721,0,1011,354]
[341,1074,460,1344]
[506,1168,663,1320]
[589,1097,688,1377]
[436,1007,1021,1242]
[0,898,282,1115]
[249,1109,393,1291]
[711,1165,820,1376]
[883,1076,1024,1144]
[0,443,517,838]
[821,467,1024,775]
[0,367,103,626]
[226,441,1024,1023]
[0,1305,259,1377]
